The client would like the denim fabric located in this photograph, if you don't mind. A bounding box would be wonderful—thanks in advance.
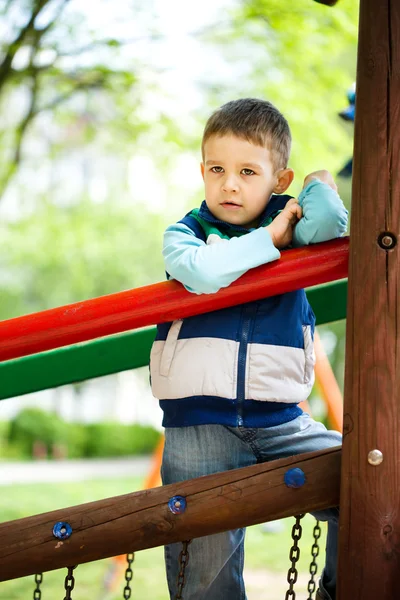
[161,414,341,600]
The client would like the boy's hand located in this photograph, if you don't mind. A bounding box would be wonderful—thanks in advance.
[266,198,302,249]
[303,169,338,192]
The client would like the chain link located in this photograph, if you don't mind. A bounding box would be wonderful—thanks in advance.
[33,573,43,600]
[123,553,135,599]
[63,565,76,600]
[307,520,321,599]
[174,540,191,600]
[285,514,304,600]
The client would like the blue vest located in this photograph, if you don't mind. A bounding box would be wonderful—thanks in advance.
[150,197,316,428]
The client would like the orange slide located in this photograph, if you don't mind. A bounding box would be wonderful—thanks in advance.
[313,330,343,432]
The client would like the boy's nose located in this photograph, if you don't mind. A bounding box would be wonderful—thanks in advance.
[222,174,239,193]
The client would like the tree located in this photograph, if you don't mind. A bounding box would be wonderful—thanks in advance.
[0,0,167,201]
[0,1,208,320]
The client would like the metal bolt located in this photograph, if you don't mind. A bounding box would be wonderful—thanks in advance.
[168,495,187,514]
[378,232,397,250]
[368,449,383,465]
[284,468,306,489]
[382,236,393,247]
[53,521,73,540]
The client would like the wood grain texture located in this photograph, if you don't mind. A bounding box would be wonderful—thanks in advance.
[0,447,341,582]
[338,1,400,598]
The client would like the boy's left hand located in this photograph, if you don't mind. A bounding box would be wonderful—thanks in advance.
[292,169,348,248]
[303,169,338,192]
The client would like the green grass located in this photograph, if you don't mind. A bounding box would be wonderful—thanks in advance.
[0,477,327,599]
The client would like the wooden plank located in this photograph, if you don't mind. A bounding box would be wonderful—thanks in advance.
[0,279,347,401]
[337,1,400,598]
[0,447,341,582]
[0,238,348,363]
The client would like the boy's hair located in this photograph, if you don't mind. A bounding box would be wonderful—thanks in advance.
[201,98,291,170]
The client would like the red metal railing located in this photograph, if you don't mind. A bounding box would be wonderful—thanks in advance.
[0,238,349,363]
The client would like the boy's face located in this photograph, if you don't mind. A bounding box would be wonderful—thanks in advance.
[201,134,286,229]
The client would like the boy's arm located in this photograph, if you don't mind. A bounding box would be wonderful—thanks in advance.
[163,223,280,294]
[292,178,348,247]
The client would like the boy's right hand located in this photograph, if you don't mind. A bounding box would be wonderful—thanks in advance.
[266,198,302,249]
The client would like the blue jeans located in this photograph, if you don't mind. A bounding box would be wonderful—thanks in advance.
[161,414,341,600]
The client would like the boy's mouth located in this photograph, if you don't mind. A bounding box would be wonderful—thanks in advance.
[221,201,242,209]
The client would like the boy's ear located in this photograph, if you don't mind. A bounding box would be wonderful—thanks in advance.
[273,168,294,193]
[200,163,205,180]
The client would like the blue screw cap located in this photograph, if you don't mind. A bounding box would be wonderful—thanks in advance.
[53,521,72,540]
[168,495,187,514]
[284,468,306,489]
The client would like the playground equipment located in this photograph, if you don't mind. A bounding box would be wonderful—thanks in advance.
[0,240,347,598]
[1,0,400,597]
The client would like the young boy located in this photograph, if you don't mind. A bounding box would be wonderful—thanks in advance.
[150,98,347,600]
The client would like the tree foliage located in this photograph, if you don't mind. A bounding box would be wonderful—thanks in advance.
[201,0,359,189]
[0,0,198,320]
[0,197,166,318]
[0,0,164,201]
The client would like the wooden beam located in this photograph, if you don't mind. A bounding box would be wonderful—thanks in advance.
[338,1,400,598]
[0,238,348,362]
[0,447,341,582]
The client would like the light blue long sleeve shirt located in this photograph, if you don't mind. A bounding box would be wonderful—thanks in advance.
[163,179,348,295]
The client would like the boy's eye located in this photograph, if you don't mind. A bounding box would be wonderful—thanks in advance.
[242,168,255,176]
[211,166,223,173]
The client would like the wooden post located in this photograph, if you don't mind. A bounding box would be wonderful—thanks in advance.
[338,1,400,598]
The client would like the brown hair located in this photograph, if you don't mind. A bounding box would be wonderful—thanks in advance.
[201,98,291,170]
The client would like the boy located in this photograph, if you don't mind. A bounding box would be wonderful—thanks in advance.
[150,98,347,600]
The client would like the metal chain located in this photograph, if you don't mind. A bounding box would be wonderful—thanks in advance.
[174,540,191,600]
[285,514,305,600]
[63,565,76,600]
[33,573,43,600]
[123,553,135,599]
[307,520,322,600]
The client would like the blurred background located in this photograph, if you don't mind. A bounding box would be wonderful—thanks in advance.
[0,0,358,598]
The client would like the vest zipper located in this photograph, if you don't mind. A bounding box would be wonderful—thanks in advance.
[236,304,255,427]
